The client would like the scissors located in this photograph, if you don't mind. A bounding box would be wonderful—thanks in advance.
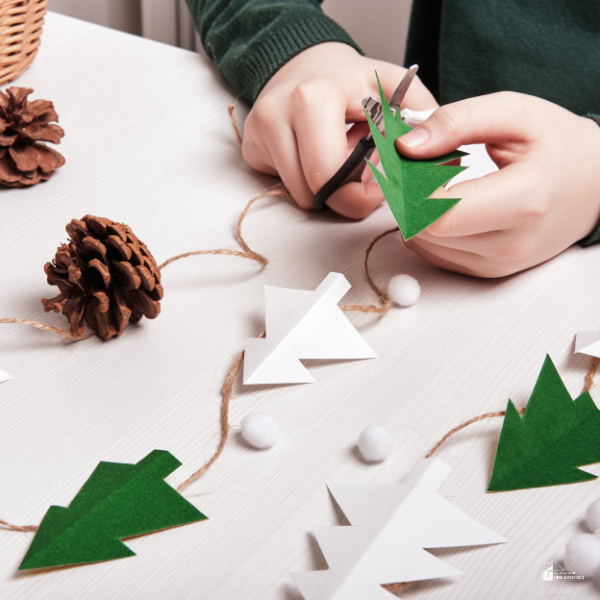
[313,64,419,212]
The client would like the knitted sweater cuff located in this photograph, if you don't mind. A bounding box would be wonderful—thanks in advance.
[237,16,362,104]
[578,114,600,247]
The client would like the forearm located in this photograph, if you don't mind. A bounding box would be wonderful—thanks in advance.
[185,0,361,104]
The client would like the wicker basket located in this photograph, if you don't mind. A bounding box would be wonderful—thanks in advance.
[0,0,47,86]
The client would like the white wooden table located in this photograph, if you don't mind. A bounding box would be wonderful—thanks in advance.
[1,12,600,600]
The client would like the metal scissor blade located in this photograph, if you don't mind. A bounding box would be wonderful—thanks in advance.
[389,64,419,111]
[362,95,386,133]
[313,64,420,211]
[364,64,419,140]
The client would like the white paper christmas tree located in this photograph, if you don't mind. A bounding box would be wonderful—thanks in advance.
[0,369,12,384]
[291,458,506,600]
[243,273,376,385]
[575,330,600,358]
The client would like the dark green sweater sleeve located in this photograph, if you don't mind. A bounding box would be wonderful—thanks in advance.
[185,0,361,104]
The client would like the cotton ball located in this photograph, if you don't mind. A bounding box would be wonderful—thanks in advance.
[241,413,279,449]
[388,274,420,307]
[358,425,394,462]
[587,498,600,532]
[564,533,600,577]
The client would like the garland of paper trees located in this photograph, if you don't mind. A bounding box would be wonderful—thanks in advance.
[2,81,600,596]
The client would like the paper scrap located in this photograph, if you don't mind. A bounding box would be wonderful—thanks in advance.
[243,273,376,385]
[366,74,468,240]
[488,355,600,492]
[0,369,13,384]
[19,450,207,570]
[575,331,600,358]
[291,458,506,599]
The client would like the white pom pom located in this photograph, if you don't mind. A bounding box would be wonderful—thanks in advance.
[587,498,600,532]
[241,413,279,449]
[388,274,420,307]
[565,533,600,577]
[358,425,394,462]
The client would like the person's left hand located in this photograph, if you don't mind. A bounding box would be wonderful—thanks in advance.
[394,92,600,278]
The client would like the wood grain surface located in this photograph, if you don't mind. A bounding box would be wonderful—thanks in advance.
[1,12,599,600]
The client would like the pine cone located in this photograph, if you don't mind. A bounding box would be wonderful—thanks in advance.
[42,216,163,340]
[0,86,65,187]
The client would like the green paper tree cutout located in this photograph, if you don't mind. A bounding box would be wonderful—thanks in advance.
[365,73,468,240]
[19,450,207,570]
[488,355,600,492]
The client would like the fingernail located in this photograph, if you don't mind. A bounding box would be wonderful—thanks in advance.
[398,126,430,148]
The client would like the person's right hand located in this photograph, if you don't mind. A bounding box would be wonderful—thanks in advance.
[242,42,438,219]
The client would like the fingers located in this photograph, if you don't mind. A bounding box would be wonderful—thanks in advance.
[346,121,370,149]
[395,92,543,160]
[292,83,351,195]
[264,122,314,209]
[422,162,538,237]
[345,71,439,123]
[326,181,384,219]
[400,74,439,111]
[406,227,545,278]
[404,237,482,277]
[404,235,511,278]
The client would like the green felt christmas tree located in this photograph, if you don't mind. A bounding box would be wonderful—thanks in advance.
[488,355,600,492]
[366,74,468,240]
[19,450,207,570]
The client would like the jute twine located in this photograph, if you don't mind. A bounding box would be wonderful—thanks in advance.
[0,162,395,531]
[0,318,94,341]
[228,103,243,146]
[2,103,599,564]
[584,356,600,393]
[383,361,599,595]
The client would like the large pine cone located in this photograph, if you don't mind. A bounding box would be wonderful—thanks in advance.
[42,216,163,340]
[0,87,65,187]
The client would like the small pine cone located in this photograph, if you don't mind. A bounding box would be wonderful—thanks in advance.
[0,87,65,187]
[42,216,164,340]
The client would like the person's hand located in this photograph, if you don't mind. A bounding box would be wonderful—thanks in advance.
[395,92,600,277]
[242,42,438,219]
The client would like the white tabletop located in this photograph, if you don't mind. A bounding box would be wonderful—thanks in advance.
[1,11,600,600]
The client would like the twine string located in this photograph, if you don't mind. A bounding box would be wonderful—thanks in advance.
[424,351,600,460]
[425,407,526,459]
[176,334,265,493]
[583,356,600,393]
[0,179,398,524]
[339,227,397,314]
[0,518,38,533]
[3,104,597,536]
[0,318,93,342]
[176,222,396,493]
[158,185,287,271]
[228,103,243,146]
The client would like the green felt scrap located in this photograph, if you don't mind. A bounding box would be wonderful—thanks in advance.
[488,355,600,492]
[19,450,207,570]
[366,73,468,240]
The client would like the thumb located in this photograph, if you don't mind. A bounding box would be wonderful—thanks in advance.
[395,92,535,159]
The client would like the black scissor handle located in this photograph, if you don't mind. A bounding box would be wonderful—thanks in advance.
[313,136,376,212]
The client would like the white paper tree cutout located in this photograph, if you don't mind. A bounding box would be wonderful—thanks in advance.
[575,330,600,358]
[291,458,506,600]
[243,273,376,385]
[0,369,12,384]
